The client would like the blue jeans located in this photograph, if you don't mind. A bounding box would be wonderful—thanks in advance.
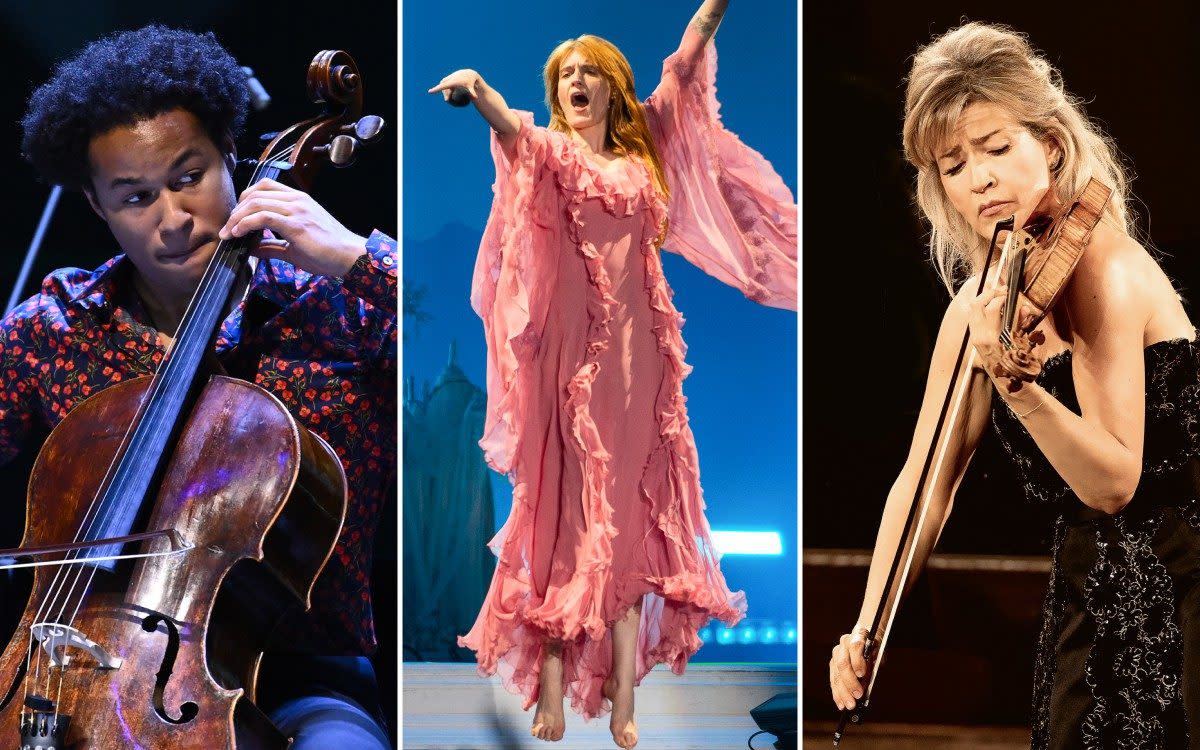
[258,654,391,749]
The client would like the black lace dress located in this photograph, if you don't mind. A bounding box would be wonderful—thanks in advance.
[991,337,1200,749]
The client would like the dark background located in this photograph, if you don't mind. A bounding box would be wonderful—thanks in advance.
[0,1,397,744]
[802,1,1200,730]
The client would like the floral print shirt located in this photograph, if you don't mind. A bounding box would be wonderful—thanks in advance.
[0,230,396,655]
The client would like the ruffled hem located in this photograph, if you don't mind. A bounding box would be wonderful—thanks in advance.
[459,568,744,721]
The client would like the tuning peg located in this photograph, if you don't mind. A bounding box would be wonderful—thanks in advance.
[352,115,385,143]
[322,134,358,167]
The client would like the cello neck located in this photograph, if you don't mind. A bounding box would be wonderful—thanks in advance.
[81,162,286,559]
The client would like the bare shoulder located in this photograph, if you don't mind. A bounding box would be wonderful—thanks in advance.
[1066,220,1191,342]
[1072,221,1156,294]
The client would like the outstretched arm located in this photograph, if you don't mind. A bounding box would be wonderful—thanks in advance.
[428,69,523,158]
[679,0,729,61]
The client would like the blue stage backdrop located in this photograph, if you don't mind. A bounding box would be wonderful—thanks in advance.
[403,0,797,662]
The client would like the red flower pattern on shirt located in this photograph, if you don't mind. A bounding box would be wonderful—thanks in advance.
[0,230,396,655]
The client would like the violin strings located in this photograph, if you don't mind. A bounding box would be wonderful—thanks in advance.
[22,141,295,705]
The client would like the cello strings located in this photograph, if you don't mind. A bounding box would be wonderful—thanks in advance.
[52,652,65,732]
[57,146,294,628]
[40,146,286,711]
[50,145,290,632]
[24,144,292,706]
[21,625,35,727]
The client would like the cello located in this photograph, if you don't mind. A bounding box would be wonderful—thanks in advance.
[0,50,384,749]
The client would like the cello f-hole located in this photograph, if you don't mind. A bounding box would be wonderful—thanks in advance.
[141,614,199,725]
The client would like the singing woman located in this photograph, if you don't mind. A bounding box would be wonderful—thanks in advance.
[430,0,797,746]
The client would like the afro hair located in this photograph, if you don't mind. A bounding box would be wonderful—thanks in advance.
[21,25,249,191]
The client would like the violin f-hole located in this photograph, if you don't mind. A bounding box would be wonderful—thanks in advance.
[141,614,199,725]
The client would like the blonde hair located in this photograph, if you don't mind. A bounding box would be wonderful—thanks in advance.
[902,22,1133,292]
[543,35,671,207]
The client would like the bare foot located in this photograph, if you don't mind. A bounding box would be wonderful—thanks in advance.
[531,645,565,741]
[603,676,638,748]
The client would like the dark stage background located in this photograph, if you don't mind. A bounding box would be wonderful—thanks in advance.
[0,1,397,744]
[803,0,1200,731]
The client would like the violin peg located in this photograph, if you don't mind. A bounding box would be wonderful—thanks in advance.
[354,115,385,143]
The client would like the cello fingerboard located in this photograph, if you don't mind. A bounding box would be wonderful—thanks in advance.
[79,164,285,566]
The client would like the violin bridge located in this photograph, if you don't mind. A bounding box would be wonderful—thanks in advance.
[29,623,123,670]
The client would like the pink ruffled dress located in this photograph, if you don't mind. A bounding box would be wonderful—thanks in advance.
[459,27,798,720]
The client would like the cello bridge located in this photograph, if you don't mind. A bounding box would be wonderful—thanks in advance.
[29,623,123,670]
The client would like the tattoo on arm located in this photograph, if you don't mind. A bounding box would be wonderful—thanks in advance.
[691,11,718,38]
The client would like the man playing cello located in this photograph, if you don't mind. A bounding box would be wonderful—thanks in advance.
[0,25,394,748]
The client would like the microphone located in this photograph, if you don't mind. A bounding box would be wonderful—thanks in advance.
[446,86,472,107]
[241,66,272,111]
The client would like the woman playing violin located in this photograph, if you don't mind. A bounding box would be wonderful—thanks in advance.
[3,26,395,749]
[830,22,1200,749]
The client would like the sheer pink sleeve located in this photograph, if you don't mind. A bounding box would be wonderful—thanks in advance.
[470,110,560,473]
[643,27,797,311]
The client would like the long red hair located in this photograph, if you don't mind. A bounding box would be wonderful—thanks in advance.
[543,35,670,208]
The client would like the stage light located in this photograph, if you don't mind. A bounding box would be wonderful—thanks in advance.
[710,530,783,556]
[698,628,712,643]
[782,622,797,645]
[717,627,735,645]
[738,625,757,644]
[760,623,778,644]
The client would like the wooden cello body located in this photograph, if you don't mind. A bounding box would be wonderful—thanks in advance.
[0,376,345,749]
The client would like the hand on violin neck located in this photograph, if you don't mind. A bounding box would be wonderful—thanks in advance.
[219,178,365,278]
[969,283,1046,391]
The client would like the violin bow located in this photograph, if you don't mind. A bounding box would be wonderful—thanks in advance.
[834,216,1017,746]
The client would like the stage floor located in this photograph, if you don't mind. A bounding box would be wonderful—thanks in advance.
[803,721,1029,749]
[403,662,795,749]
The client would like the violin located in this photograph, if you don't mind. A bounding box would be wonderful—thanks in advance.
[0,51,383,749]
[834,177,1112,746]
[999,179,1112,347]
